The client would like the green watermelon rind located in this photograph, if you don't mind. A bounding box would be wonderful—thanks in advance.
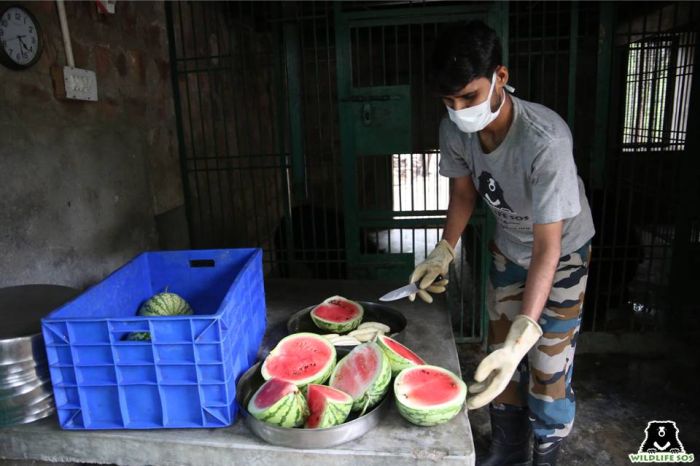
[125,331,151,341]
[139,292,193,317]
[261,333,337,390]
[310,296,364,333]
[304,384,353,429]
[329,342,392,412]
[396,401,463,427]
[393,365,467,427]
[377,335,426,377]
[248,384,309,428]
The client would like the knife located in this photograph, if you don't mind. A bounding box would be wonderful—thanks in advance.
[379,275,444,302]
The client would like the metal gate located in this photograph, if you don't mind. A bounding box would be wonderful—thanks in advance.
[166,1,699,346]
[166,1,508,343]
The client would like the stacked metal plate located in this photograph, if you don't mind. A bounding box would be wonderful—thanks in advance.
[0,285,79,426]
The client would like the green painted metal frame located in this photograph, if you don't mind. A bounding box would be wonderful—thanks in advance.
[165,2,195,248]
[334,2,506,343]
[567,1,579,135]
[284,23,307,203]
[590,2,616,189]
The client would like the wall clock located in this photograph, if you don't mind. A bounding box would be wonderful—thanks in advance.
[0,5,43,70]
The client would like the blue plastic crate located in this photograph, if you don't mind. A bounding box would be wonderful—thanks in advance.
[41,248,266,430]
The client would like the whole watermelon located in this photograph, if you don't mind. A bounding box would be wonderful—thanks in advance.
[125,291,193,341]
[139,292,193,316]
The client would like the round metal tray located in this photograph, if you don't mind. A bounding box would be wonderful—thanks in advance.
[0,376,52,401]
[236,361,391,449]
[0,396,55,426]
[287,301,407,354]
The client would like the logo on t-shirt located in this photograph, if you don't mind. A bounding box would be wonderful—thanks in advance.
[478,171,515,214]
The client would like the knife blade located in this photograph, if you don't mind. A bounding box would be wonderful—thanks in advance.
[379,282,420,302]
[379,275,444,302]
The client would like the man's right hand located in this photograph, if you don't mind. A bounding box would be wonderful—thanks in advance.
[408,239,455,303]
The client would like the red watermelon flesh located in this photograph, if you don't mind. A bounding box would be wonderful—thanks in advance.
[381,336,425,365]
[329,345,380,398]
[314,300,360,322]
[251,378,298,409]
[399,366,462,407]
[261,333,336,387]
[305,384,352,428]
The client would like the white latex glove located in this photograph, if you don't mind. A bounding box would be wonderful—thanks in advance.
[408,239,454,303]
[466,314,543,410]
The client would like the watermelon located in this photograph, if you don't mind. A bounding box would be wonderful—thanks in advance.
[304,384,353,429]
[329,342,391,412]
[377,334,426,376]
[126,291,193,341]
[248,378,309,428]
[394,365,467,426]
[261,333,336,389]
[310,296,364,333]
[139,292,193,316]
[125,332,151,341]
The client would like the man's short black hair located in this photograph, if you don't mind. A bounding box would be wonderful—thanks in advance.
[429,20,503,96]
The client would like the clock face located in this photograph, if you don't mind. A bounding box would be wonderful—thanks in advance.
[0,6,42,69]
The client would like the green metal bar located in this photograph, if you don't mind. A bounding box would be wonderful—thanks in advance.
[334,3,361,268]
[488,1,509,65]
[165,2,194,248]
[480,208,496,351]
[567,1,579,135]
[669,33,700,330]
[590,2,616,189]
[283,23,306,203]
[359,209,449,218]
[189,2,216,245]
[342,4,489,26]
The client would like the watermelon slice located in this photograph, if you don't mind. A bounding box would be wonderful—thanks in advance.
[310,296,364,333]
[394,365,467,426]
[329,342,391,412]
[247,378,309,428]
[261,333,336,389]
[377,334,426,376]
[304,384,353,429]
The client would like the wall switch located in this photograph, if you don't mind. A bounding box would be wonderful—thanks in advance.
[62,66,98,101]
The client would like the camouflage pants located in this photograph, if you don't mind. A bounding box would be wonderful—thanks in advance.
[487,240,592,444]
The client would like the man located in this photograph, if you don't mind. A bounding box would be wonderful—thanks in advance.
[409,20,595,466]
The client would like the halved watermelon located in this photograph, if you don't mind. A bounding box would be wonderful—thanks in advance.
[329,342,391,412]
[310,296,364,333]
[261,333,336,389]
[394,365,467,426]
[248,378,308,428]
[377,334,426,376]
[304,384,353,429]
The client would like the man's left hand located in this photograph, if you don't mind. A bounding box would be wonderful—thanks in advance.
[467,314,543,410]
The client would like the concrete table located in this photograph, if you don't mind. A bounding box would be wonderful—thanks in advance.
[1,279,474,466]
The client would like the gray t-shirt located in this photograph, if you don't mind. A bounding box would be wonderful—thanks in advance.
[439,95,595,267]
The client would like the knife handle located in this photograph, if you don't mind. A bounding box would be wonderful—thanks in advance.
[415,274,444,286]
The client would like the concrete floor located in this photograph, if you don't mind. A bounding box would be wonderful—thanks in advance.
[458,343,700,465]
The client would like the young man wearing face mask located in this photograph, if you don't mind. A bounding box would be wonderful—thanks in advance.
[409,20,595,466]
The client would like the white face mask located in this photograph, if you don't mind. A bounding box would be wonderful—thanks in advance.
[446,72,508,133]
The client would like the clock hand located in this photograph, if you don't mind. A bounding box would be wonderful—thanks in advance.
[17,36,29,51]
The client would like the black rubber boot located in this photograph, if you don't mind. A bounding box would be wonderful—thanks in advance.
[533,441,561,466]
[476,406,531,466]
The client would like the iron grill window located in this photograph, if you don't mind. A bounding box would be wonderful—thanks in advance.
[622,32,695,151]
